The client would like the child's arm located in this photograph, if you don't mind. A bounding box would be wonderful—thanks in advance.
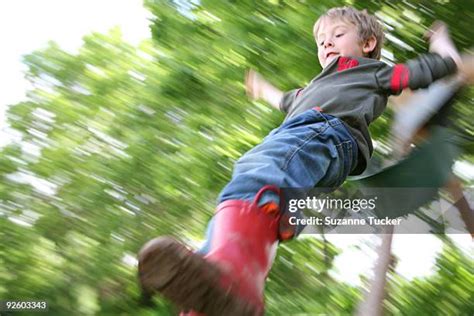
[427,22,462,69]
[375,22,461,95]
[375,53,457,95]
[245,70,284,110]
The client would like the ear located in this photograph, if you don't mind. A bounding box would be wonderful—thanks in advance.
[362,35,377,56]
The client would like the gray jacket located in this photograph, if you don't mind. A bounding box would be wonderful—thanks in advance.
[279,54,457,174]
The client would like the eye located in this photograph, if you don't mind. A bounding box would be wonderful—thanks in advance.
[335,33,344,38]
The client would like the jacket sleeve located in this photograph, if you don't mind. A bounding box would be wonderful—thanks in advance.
[279,88,303,113]
[375,53,457,96]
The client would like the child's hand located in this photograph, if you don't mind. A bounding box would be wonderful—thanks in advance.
[427,21,462,69]
[244,70,284,109]
[245,70,264,100]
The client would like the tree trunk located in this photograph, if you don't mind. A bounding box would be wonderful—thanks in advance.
[356,225,394,316]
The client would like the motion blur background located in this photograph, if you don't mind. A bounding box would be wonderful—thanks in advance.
[0,0,473,315]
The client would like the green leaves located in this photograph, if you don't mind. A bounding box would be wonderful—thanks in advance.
[1,0,472,315]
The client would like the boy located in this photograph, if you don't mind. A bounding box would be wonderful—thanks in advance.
[138,7,464,316]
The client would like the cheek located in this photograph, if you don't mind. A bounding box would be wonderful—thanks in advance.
[343,36,362,55]
[339,39,352,53]
[317,52,325,67]
[317,50,323,60]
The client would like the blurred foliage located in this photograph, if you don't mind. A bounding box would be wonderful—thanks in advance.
[386,241,474,316]
[0,0,473,315]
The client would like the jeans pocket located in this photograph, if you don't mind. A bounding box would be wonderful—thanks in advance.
[282,127,325,172]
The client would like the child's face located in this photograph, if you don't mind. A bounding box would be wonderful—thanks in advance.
[316,17,366,68]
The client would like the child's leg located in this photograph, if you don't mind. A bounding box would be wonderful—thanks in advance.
[198,108,358,255]
[139,108,358,315]
[219,108,357,206]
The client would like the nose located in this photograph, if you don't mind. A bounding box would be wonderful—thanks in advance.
[324,39,334,48]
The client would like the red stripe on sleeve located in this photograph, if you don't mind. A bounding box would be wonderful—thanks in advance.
[390,64,409,93]
[402,66,410,89]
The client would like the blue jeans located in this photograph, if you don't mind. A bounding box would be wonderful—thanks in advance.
[199,108,358,253]
[218,108,358,204]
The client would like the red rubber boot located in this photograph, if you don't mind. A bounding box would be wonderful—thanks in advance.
[138,186,287,316]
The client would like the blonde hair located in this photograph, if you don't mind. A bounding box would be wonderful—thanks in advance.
[313,7,384,60]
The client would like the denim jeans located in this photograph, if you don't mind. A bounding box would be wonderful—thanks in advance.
[198,108,358,253]
[218,108,358,204]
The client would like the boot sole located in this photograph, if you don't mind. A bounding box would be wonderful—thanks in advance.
[138,236,260,316]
